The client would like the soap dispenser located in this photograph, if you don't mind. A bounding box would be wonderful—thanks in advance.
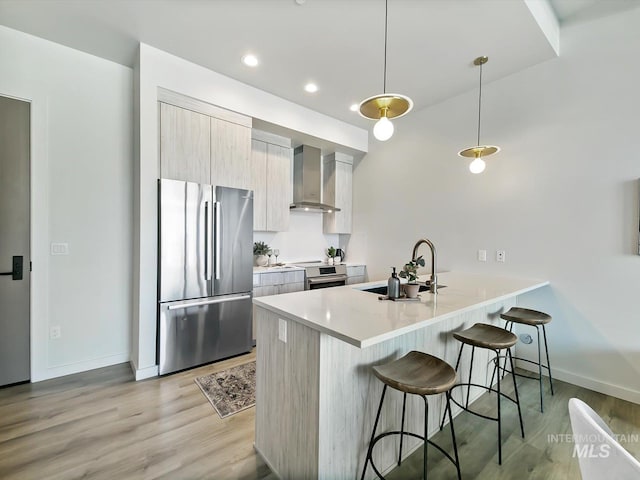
[388,267,401,299]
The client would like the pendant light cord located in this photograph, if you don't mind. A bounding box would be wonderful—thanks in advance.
[477,61,483,146]
[383,0,388,94]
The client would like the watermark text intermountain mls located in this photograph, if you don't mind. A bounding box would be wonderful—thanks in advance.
[547,433,639,458]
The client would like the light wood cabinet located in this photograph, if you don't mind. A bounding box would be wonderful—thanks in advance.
[346,265,367,285]
[159,103,210,184]
[252,269,305,340]
[323,153,353,234]
[251,140,268,230]
[158,93,252,192]
[210,117,252,190]
[251,131,292,232]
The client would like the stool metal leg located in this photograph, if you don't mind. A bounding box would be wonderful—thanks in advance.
[398,392,407,466]
[360,384,387,480]
[495,349,503,465]
[508,348,525,438]
[536,325,544,413]
[466,346,475,408]
[542,324,554,395]
[440,343,464,431]
[445,391,462,480]
[422,396,429,480]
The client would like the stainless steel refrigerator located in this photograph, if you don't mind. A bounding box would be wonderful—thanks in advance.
[158,179,253,375]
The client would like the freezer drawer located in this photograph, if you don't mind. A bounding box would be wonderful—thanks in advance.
[158,294,252,375]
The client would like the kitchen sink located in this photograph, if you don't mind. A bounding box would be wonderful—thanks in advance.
[360,283,446,295]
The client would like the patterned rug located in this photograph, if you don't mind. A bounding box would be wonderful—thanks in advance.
[195,361,256,419]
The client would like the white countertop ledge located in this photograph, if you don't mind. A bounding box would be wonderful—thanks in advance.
[252,271,549,349]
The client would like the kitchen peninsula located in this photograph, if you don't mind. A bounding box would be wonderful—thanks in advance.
[253,271,548,479]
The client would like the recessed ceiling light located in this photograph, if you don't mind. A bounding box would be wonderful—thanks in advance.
[349,103,359,112]
[242,54,259,67]
[304,83,318,93]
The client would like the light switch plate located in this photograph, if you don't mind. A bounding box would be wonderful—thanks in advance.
[478,249,487,262]
[51,243,69,255]
[278,318,287,343]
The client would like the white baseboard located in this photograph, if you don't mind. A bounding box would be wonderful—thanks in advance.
[31,352,130,382]
[131,361,158,381]
[516,361,640,405]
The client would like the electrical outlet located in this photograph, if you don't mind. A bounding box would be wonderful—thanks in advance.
[496,250,506,263]
[50,325,61,339]
[478,249,487,262]
[278,318,287,343]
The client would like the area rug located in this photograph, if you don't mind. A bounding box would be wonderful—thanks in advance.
[195,361,256,419]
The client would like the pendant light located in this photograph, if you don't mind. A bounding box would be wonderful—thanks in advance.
[459,56,500,174]
[358,0,413,142]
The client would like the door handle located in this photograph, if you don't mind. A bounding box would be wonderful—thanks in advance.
[215,201,221,280]
[0,256,23,280]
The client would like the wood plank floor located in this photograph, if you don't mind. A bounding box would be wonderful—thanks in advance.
[1,355,638,479]
[0,351,274,480]
[386,370,640,479]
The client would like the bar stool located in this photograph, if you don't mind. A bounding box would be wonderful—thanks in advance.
[360,351,461,480]
[441,323,525,465]
[499,307,554,412]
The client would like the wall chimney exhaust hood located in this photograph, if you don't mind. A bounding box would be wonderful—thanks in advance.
[290,145,340,213]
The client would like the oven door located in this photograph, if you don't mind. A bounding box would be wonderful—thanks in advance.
[306,274,348,290]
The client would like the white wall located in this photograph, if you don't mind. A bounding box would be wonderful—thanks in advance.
[134,44,367,379]
[254,213,339,264]
[349,9,640,403]
[0,26,133,381]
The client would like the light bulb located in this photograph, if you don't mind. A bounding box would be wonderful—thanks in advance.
[373,116,394,141]
[469,157,486,174]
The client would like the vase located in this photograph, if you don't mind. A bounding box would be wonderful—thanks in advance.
[403,283,420,298]
[255,254,268,267]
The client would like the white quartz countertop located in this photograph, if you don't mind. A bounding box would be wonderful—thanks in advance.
[252,271,549,348]
[253,265,305,273]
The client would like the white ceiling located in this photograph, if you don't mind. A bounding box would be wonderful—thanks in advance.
[0,0,637,129]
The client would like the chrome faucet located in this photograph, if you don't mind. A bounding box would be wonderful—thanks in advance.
[411,238,438,294]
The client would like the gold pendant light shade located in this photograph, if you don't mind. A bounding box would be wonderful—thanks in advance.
[358,93,413,120]
[359,0,412,141]
[458,145,500,158]
[459,55,499,173]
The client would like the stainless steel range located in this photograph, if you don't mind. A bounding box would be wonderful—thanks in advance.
[294,261,347,290]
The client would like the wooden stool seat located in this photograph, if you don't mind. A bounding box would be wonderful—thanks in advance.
[453,323,518,350]
[498,306,554,412]
[362,351,461,480]
[373,351,457,396]
[500,307,551,326]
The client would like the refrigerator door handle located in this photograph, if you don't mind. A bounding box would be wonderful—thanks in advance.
[204,201,211,281]
[167,294,251,310]
[215,201,221,279]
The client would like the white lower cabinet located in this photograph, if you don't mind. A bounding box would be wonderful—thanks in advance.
[253,269,305,340]
[346,265,367,285]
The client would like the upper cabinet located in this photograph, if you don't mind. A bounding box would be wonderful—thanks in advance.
[210,117,252,190]
[323,152,353,234]
[159,103,211,184]
[158,92,252,190]
[251,131,292,232]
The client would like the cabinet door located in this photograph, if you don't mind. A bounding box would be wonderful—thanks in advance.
[323,156,353,234]
[334,160,353,233]
[159,103,210,184]
[211,117,252,189]
[266,144,292,231]
[251,139,268,231]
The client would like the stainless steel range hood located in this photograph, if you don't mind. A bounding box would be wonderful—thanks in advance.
[290,145,340,213]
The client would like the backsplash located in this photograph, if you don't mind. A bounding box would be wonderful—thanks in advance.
[253,211,342,263]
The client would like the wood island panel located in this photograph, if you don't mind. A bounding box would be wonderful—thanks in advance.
[255,297,517,479]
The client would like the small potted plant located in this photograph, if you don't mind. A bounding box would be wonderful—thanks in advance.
[326,246,336,265]
[253,241,271,267]
[398,255,426,298]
